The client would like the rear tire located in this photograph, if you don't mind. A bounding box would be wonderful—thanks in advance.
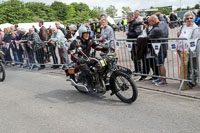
[110,71,138,103]
[0,62,5,82]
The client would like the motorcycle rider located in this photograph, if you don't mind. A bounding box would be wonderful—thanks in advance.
[69,25,108,90]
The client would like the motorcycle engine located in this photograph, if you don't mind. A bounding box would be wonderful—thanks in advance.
[96,64,105,72]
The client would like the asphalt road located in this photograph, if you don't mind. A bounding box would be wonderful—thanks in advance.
[0,68,200,133]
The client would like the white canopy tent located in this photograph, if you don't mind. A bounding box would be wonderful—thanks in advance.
[107,16,116,25]
[18,22,64,32]
[0,23,14,30]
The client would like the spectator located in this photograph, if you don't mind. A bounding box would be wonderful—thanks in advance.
[2,28,12,63]
[194,9,200,26]
[88,19,94,33]
[65,23,72,40]
[19,28,29,67]
[68,24,78,42]
[100,14,114,30]
[38,21,48,41]
[126,12,143,75]
[10,26,15,33]
[14,24,18,32]
[86,22,95,39]
[32,25,38,33]
[121,18,127,32]
[94,18,101,38]
[66,23,70,31]
[38,20,49,64]
[55,21,67,38]
[0,29,5,48]
[148,15,169,86]
[135,21,159,82]
[49,27,68,69]
[15,29,24,67]
[169,12,178,28]
[10,32,19,65]
[26,28,42,69]
[100,18,114,42]
[134,10,143,30]
[177,11,198,90]
[155,12,168,23]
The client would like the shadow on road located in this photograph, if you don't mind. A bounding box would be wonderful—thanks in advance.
[35,89,130,106]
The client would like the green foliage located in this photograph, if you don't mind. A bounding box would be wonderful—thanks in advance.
[106,5,118,17]
[157,7,171,15]
[122,6,131,16]
[0,0,104,25]
[0,0,32,24]
[50,1,68,21]
[91,6,104,18]
[194,4,200,9]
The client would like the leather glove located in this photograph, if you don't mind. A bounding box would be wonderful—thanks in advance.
[77,58,87,64]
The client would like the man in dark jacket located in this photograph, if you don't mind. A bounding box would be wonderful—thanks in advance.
[149,15,169,86]
[126,12,143,74]
[69,25,108,91]
[39,20,49,66]
[169,12,177,28]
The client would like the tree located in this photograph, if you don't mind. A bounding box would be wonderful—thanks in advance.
[194,4,200,9]
[158,7,171,15]
[106,5,118,17]
[92,6,104,17]
[50,1,68,21]
[25,2,56,22]
[65,5,76,23]
[122,6,131,17]
[70,2,91,23]
[0,0,32,24]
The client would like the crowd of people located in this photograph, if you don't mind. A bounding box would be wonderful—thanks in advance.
[0,14,115,70]
[126,10,200,90]
[0,9,200,90]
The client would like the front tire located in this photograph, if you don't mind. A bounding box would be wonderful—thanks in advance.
[0,62,6,82]
[110,71,138,103]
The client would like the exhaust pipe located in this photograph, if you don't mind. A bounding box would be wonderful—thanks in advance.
[67,79,89,93]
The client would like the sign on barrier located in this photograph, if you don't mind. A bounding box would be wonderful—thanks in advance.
[115,41,120,49]
[126,42,132,52]
[188,39,197,52]
[169,42,178,52]
[152,43,161,55]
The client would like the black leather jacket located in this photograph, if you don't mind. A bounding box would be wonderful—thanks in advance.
[69,37,104,63]
[127,20,143,39]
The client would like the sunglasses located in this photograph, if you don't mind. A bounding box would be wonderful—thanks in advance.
[186,17,193,20]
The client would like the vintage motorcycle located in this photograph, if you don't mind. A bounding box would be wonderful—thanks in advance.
[0,50,6,82]
[65,41,138,103]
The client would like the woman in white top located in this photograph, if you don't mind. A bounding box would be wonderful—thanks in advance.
[177,11,198,90]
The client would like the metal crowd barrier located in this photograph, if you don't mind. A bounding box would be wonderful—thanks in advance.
[1,37,199,92]
[95,38,199,92]
[0,40,70,69]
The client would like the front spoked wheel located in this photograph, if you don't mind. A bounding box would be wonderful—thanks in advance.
[111,71,138,103]
[0,62,6,82]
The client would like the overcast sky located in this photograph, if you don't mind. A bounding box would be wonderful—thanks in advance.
[24,0,199,16]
